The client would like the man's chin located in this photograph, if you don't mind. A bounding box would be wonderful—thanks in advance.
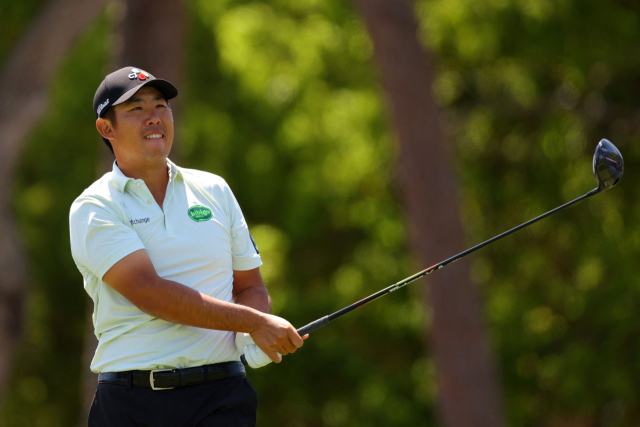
[142,142,172,160]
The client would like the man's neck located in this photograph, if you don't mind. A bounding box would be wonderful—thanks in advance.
[117,158,170,207]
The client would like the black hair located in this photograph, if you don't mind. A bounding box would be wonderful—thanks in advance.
[101,107,116,155]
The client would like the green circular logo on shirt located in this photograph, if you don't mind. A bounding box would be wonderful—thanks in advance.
[188,205,213,222]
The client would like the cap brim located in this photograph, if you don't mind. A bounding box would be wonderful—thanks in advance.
[112,79,178,106]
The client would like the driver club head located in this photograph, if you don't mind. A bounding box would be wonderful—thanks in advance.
[593,139,623,192]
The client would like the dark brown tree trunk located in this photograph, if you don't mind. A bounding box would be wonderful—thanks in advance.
[353,1,505,426]
[0,0,106,400]
[79,0,186,421]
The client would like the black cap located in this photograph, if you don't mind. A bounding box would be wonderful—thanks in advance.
[93,66,178,119]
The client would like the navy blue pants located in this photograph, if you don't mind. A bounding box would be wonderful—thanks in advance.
[88,375,257,427]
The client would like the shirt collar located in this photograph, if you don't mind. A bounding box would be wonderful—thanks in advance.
[167,158,182,183]
[110,161,132,193]
[110,159,182,193]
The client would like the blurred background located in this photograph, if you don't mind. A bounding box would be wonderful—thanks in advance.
[0,0,638,426]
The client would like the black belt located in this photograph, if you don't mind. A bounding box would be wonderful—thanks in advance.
[98,361,245,390]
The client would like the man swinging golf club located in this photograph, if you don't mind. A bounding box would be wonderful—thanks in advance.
[69,66,305,426]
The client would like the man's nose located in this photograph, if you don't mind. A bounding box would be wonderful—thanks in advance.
[145,111,161,125]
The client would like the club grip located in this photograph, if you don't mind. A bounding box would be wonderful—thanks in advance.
[297,316,331,336]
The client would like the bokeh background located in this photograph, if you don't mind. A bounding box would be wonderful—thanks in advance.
[0,0,638,426]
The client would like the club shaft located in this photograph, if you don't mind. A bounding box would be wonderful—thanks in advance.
[296,188,598,337]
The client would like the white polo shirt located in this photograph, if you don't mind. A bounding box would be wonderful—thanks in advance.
[69,159,262,373]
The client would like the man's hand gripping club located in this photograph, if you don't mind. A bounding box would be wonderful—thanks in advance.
[236,314,308,369]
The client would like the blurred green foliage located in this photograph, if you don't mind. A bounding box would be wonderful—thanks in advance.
[2,0,640,426]
[0,0,46,66]
[0,10,109,426]
[417,0,640,425]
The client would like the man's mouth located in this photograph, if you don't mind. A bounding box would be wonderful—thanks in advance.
[144,134,163,140]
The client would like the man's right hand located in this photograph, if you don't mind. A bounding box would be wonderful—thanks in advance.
[249,314,306,363]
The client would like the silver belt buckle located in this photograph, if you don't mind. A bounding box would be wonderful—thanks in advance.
[150,369,174,390]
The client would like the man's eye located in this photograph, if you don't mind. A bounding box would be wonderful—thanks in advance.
[157,104,166,108]
[130,106,142,111]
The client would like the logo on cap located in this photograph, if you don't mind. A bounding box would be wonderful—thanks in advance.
[96,99,109,116]
[128,68,150,81]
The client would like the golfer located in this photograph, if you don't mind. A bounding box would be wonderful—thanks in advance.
[69,66,304,426]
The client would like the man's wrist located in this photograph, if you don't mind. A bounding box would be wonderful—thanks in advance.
[242,306,267,334]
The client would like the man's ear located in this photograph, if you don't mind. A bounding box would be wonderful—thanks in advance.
[96,118,115,141]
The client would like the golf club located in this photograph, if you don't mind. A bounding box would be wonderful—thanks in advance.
[241,138,623,368]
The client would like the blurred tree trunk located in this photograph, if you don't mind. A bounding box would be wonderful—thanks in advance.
[79,0,186,421]
[353,1,505,426]
[0,0,106,401]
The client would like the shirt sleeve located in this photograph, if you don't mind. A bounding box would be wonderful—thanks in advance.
[221,182,263,271]
[69,197,146,280]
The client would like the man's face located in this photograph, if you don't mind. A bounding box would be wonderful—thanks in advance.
[103,86,174,164]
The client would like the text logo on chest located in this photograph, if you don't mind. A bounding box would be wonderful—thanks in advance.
[188,205,213,222]
[130,217,150,226]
